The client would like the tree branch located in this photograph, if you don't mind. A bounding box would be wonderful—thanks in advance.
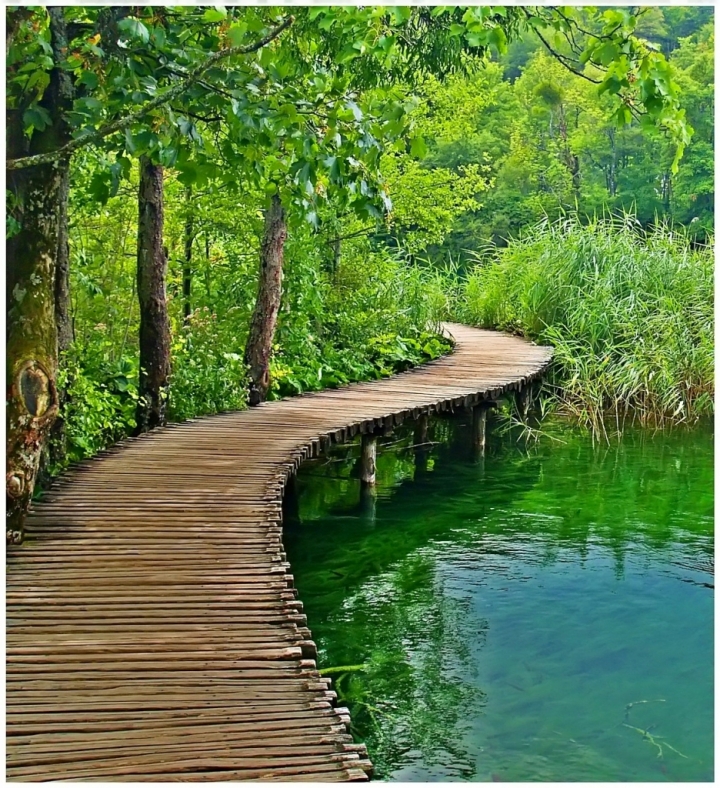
[531,23,602,85]
[553,8,625,43]
[6,15,294,170]
[170,106,224,124]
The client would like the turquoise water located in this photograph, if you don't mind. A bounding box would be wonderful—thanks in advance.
[283,414,714,782]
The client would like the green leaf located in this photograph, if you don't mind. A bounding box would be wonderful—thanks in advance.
[117,18,150,44]
[598,76,623,96]
[465,30,489,48]
[410,135,427,159]
[77,70,99,90]
[202,7,227,24]
[178,118,195,137]
[346,100,363,121]
[177,162,198,186]
[389,7,412,25]
[123,128,136,154]
[227,22,247,46]
[489,26,507,54]
[594,42,620,68]
[613,105,632,128]
[338,45,360,64]
[151,25,166,47]
[88,170,111,205]
[22,105,52,133]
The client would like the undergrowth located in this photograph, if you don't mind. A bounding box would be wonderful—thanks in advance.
[53,244,452,472]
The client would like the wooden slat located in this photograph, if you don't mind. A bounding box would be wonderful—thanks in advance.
[6,324,551,781]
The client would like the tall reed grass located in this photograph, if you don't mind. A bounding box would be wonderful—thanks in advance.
[459,216,714,433]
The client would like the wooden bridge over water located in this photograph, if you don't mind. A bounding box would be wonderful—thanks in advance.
[6,324,552,781]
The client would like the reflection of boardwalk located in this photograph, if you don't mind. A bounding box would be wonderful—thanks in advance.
[6,324,552,781]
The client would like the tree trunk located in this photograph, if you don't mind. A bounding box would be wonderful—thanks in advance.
[244,194,287,406]
[6,7,72,543]
[38,163,72,487]
[6,160,63,545]
[661,171,672,216]
[606,128,617,198]
[135,156,170,433]
[55,164,73,355]
[204,232,212,298]
[182,185,193,324]
[39,7,75,480]
[44,160,74,470]
[331,236,341,276]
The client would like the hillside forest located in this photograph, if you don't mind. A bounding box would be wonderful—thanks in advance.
[5,5,714,541]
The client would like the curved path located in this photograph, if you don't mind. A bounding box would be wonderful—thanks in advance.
[7,324,552,781]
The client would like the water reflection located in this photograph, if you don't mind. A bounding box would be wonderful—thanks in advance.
[284,414,713,781]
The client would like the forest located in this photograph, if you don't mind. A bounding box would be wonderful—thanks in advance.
[5,5,714,541]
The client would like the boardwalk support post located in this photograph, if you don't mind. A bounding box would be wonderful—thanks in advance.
[414,413,429,446]
[515,385,531,419]
[472,404,488,451]
[414,413,430,475]
[360,433,377,486]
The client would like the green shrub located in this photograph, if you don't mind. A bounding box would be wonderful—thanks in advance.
[169,307,249,421]
[57,346,139,465]
[269,245,452,398]
[460,215,714,430]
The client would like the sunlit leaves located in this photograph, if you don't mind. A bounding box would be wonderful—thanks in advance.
[409,136,427,159]
[201,7,227,24]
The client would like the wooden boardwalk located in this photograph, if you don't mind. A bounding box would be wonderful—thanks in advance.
[6,324,552,782]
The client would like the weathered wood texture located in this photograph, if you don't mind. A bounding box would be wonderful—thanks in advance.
[6,324,552,781]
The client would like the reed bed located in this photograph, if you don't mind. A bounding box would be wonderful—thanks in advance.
[459,216,714,433]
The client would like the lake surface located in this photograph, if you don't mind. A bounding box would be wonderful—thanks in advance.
[283,414,714,782]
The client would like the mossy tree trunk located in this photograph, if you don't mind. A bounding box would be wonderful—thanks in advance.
[46,6,75,473]
[55,165,73,357]
[244,193,287,405]
[135,156,171,433]
[38,163,72,489]
[45,163,73,470]
[6,7,72,543]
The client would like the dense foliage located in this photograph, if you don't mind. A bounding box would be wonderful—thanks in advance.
[397,12,714,259]
[56,163,453,466]
[460,217,714,433]
[5,5,713,495]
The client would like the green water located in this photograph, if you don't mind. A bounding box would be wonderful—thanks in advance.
[283,415,714,782]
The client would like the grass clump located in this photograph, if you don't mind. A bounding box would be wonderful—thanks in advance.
[460,216,713,432]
